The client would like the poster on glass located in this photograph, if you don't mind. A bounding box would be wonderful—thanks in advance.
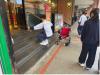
[55,14,63,32]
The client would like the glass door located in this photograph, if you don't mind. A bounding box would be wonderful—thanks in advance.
[0,16,12,74]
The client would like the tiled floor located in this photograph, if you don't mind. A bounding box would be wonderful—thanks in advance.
[31,22,99,74]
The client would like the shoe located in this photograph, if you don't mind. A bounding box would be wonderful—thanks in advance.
[40,39,48,45]
[84,67,91,70]
[40,41,46,45]
[78,63,85,67]
[77,35,81,38]
[43,39,48,45]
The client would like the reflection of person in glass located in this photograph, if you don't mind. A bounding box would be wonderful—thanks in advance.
[34,15,53,45]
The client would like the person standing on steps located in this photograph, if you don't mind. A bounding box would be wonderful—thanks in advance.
[33,15,53,45]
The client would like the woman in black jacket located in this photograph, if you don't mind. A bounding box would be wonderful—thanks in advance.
[78,8,99,70]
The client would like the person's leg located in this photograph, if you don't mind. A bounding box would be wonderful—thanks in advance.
[40,36,49,45]
[86,44,98,68]
[77,25,83,38]
[80,26,83,35]
[56,35,61,45]
[79,44,88,64]
[77,25,81,35]
[40,34,48,45]
[65,37,71,46]
[44,39,49,44]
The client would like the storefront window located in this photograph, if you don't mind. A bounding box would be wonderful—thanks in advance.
[24,0,59,30]
[24,0,53,28]
[25,0,45,15]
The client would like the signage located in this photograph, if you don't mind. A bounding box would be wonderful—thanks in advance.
[55,14,63,32]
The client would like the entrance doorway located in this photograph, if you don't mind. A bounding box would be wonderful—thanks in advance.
[5,0,27,33]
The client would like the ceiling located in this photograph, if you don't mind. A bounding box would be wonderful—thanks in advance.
[75,0,94,9]
[5,0,96,9]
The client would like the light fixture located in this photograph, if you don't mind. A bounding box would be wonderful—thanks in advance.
[67,2,72,7]
[85,8,87,10]
[48,0,51,3]
[44,0,48,2]
[4,0,7,2]
[51,2,55,7]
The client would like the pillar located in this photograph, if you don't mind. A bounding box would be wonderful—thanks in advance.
[57,0,74,25]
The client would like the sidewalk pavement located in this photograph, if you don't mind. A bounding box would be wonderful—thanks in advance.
[26,22,98,74]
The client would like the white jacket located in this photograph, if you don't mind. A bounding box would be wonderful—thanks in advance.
[34,20,53,37]
[79,15,87,26]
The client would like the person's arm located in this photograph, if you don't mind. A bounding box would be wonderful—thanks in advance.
[81,21,88,42]
[78,16,82,24]
[34,22,43,30]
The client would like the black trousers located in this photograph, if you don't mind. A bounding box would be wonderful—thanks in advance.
[79,43,98,68]
[77,25,83,35]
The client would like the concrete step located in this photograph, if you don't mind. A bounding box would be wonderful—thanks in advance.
[13,30,56,73]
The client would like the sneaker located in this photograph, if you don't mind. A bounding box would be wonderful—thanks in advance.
[43,39,48,45]
[84,67,91,70]
[77,35,81,38]
[78,63,85,67]
[40,40,48,45]
[40,41,46,45]
[40,41,44,45]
